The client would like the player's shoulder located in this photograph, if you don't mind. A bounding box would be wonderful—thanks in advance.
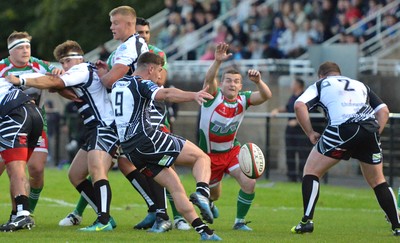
[30,56,49,65]
[148,45,166,57]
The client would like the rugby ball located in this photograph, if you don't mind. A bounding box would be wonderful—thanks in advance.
[238,143,265,179]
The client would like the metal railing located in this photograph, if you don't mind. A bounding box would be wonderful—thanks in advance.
[175,111,400,185]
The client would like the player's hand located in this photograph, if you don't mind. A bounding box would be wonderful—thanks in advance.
[308,131,321,145]
[215,43,232,62]
[270,108,279,117]
[96,60,109,70]
[51,68,65,76]
[248,69,261,83]
[58,88,83,102]
[5,74,20,85]
[195,85,214,105]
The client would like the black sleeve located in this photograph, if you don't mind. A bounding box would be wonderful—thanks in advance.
[367,87,384,109]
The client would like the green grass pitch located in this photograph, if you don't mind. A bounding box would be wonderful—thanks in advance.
[0,168,397,242]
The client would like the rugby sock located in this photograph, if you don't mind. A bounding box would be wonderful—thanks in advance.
[15,195,30,217]
[397,186,400,210]
[10,210,17,221]
[236,189,255,220]
[125,170,156,212]
[94,179,111,225]
[374,182,400,229]
[301,174,320,222]
[76,179,98,213]
[191,217,213,235]
[166,190,182,219]
[146,177,169,219]
[28,187,42,213]
[156,208,169,220]
[74,177,91,216]
[196,182,210,198]
[74,195,89,216]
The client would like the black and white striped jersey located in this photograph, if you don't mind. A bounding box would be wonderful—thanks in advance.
[60,62,114,128]
[108,34,148,75]
[0,78,31,118]
[296,75,386,126]
[111,76,161,151]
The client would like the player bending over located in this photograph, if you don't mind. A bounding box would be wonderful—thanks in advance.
[111,52,221,241]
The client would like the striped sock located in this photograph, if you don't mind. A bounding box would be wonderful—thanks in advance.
[191,217,213,235]
[236,189,255,220]
[196,182,210,198]
[301,174,320,222]
[29,187,43,213]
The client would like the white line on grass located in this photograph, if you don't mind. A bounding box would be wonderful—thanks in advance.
[40,197,126,211]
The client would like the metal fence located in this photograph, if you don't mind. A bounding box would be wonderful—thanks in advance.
[48,110,400,185]
[174,111,400,185]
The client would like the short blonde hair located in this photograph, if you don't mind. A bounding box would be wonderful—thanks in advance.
[109,6,136,18]
[7,31,32,45]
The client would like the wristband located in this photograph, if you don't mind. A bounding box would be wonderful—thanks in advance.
[20,77,26,86]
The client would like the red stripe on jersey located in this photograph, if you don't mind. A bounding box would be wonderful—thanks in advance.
[214,103,244,118]
[32,62,40,70]
[209,132,236,143]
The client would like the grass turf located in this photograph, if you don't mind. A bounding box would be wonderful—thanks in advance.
[0,168,397,242]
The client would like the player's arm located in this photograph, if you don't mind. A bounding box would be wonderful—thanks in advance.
[369,88,389,134]
[248,69,272,105]
[375,106,389,134]
[294,83,320,144]
[294,101,320,144]
[6,74,65,89]
[154,86,213,105]
[203,43,232,94]
[99,63,129,89]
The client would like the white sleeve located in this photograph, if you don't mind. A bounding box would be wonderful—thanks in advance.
[151,87,161,101]
[295,83,319,108]
[60,64,89,87]
[114,38,148,66]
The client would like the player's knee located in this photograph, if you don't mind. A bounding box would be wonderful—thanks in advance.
[240,177,256,193]
[28,164,44,178]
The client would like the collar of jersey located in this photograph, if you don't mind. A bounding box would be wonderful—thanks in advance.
[223,95,239,104]
[8,57,31,69]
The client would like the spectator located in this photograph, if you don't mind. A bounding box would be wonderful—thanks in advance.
[226,21,249,46]
[271,77,312,182]
[212,21,228,44]
[200,43,215,60]
[182,22,199,60]
[257,5,275,35]
[278,19,308,58]
[269,16,286,49]
[293,1,307,28]
[158,24,179,51]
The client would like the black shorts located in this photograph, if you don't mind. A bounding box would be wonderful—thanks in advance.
[124,130,186,177]
[81,126,119,156]
[316,122,382,164]
[0,103,43,163]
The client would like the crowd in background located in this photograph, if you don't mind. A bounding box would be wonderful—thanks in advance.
[156,0,400,60]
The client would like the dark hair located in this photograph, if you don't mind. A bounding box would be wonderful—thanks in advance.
[317,61,341,77]
[294,77,305,88]
[137,52,164,67]
[222,69,242,82]
[136,17,150,27]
